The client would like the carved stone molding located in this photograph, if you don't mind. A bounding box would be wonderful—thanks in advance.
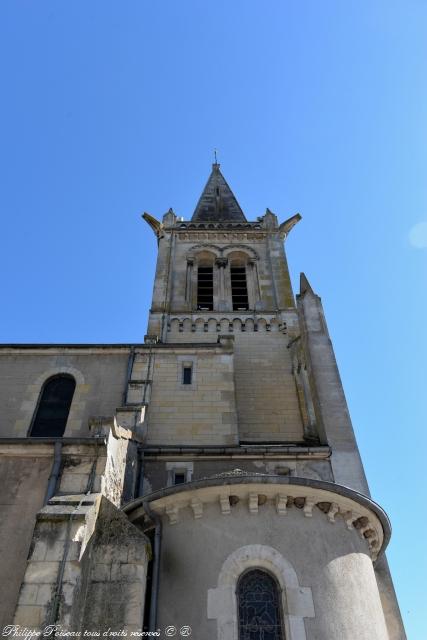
[178,232,268,242]
[168,314,286,334]
[126,478,388,561]
[186,243,260,261]
[215,257,228,268]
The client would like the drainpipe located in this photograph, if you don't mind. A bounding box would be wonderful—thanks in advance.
[142,499,162,633]
[137,345,158,630]
[123,345,136,405]
[137,445,145,498]
[44,440,62,505]
[136,339,153,497]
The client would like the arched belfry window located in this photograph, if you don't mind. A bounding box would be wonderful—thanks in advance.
[230,264,249,310]
[229,253,249,311]
[196,252,215,311]
[197,265,214,310]
[30,375,76,437]
[237,569,284,640]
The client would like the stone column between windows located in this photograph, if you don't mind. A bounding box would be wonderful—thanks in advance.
[185,257,194,310]
[216,257,228,312]
[248,258,261,310]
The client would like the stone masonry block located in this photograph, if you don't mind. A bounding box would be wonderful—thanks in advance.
[36,583,54,606]
[18,584,38,606]
[29,541,48,562]
[25,561,59,584]
[13,605,46,627]
[91,563,111,582]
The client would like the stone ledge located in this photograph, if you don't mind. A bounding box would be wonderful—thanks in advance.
[0,438,107,457]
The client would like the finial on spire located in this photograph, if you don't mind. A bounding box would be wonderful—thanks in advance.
[213,149,220,170]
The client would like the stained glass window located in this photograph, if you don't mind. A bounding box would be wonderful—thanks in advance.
[237,569,284,640]
[30,375,76,437]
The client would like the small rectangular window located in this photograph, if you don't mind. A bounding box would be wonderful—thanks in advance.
[182,366,192,385]
[174,472,186,485]
[197,266,214,310]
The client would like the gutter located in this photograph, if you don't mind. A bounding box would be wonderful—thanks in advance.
[142,499,162,633]
[141,445,331,459]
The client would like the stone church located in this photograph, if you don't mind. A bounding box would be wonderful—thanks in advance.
[0,163,405,639]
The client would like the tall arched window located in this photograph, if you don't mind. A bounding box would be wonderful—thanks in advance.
[230,264,249,310]
[197,265,214,310]
[237,569,284,640]
[29,375,76,437]
[196,252,216,310]
[228,252,251,311]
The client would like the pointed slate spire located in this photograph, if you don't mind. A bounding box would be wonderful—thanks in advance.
[191,163,247,222]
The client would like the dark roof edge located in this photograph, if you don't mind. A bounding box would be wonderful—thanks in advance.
[0,343,139,349]
[0,342,223,350]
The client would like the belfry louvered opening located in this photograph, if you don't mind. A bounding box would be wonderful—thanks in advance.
[197,266,214,310]
[231,266,249,310]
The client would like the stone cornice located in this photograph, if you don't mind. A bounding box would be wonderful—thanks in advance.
[174,231,269,242]
[142,445,330,460]
[0,342,232,355]
[166,223,266,231]
[0,438,107,457]
[124,475,390,561]
[0,344,136,354]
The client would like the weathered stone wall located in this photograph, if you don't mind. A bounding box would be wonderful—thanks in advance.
[233,331,303,442]
[152,498,388,640]
[296,283,369,494]
[13,496,150,632]
[0,426,140,629]
[145,345,239,446]
[77,499,150,633]
[375,555,407,640]
[0,455,52,628]
[296,276,407,639]
[141,457,333,495]
[159,325,305,443]
[0,348,130,437]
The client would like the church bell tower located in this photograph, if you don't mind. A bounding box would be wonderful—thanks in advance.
[130,162,406,639]
[7,163,405,639]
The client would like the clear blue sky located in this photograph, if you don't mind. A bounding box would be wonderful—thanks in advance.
[1,2,425,636]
